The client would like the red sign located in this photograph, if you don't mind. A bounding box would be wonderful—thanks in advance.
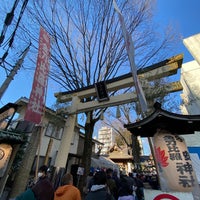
[24,27,50,124]
[154,194,179,200]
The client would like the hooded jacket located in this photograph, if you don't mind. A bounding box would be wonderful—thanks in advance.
[54,185,81,200]
[85,185,114,200]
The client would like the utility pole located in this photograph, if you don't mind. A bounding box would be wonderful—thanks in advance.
[0,44,30,99]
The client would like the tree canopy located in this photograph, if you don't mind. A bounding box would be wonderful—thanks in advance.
[0,0,181,195]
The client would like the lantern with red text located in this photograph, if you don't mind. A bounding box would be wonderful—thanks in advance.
[153,130,197,192]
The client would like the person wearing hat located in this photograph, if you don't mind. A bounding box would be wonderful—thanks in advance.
[31,165,54,200]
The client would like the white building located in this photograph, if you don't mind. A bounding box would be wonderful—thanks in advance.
[180,34,200,146]
[181,33,200,115]
[98,126,115,155]
[180,33,200,184]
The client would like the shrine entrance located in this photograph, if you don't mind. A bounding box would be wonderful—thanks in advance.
[52,54,184,193]
[53,54,183,170]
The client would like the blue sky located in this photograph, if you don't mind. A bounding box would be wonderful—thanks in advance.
[142,0,200,155]
[1,1,200,108]
[154,0,200,63]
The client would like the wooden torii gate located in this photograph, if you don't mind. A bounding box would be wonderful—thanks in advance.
[53,54,183,173]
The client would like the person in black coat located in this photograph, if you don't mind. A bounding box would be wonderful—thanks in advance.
[85,170,115,200]
[31,165,54,200]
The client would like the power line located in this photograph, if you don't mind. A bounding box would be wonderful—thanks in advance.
[0,0,29,74]
[0,0,20,45]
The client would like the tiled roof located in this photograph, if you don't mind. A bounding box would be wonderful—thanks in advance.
[0,130,24,144]
[108,146,133,160]
[124,102,200,137]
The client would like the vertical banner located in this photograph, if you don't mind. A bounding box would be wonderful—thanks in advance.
[24,27,50,124]
[153,130,197,192]
[113,0,147,113]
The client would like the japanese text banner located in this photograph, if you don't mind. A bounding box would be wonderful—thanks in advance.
[153,130,198,192]
[24,27,50,124]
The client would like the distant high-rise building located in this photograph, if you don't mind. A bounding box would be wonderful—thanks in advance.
[98,126,115,155]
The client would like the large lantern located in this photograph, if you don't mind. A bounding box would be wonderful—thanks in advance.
[153,130,197,192]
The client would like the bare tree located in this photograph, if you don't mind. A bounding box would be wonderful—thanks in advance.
[6,0,180,194]
[102,103,142,172]
[101,75,181,172]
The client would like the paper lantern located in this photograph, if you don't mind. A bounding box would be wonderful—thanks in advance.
[153,130,197,192]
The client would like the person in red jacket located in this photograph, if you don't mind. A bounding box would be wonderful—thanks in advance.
[54,173,81,200]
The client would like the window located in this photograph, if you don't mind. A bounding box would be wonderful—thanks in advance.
[52,127,64,140]
[45,122,63,140]
[45,123,55,137]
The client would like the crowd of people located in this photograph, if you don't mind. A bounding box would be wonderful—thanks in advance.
[15,165,81,200]
[83,168,146,200]
[14,165,158,200]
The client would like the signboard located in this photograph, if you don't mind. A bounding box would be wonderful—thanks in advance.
[153,130,197,192]
[143,189,193,200]
[0,144,12,177]
[154,194,179,200]
[77,167,84,175]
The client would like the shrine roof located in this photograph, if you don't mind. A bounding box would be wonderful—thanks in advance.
[0,103,18,113]
[0,130,24,144]
[124,102,200,137]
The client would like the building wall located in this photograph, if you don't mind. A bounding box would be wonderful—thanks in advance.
[180,61,200,115]
[98,126,114,155]
[14,98,81,169]
[183,33,200,66]
[180,34,200,147]
[14,97,101,176]
[15,103,65,158]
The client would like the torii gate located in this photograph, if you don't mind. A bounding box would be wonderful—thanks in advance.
[53,54,183,172]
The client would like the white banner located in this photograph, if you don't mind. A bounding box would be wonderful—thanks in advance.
[113,0,147,113]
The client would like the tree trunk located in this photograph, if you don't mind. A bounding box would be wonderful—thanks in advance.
[79,118,95,195]
[132,135,141,172]
[9,126,41,198]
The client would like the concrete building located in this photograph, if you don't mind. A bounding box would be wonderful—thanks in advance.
[98,126,115,155]
[180,34,200,146]
[180,33,200,184]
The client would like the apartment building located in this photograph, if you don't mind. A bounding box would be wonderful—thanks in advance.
[98,126,115,155]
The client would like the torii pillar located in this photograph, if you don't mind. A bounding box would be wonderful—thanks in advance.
[52,95,79,188]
